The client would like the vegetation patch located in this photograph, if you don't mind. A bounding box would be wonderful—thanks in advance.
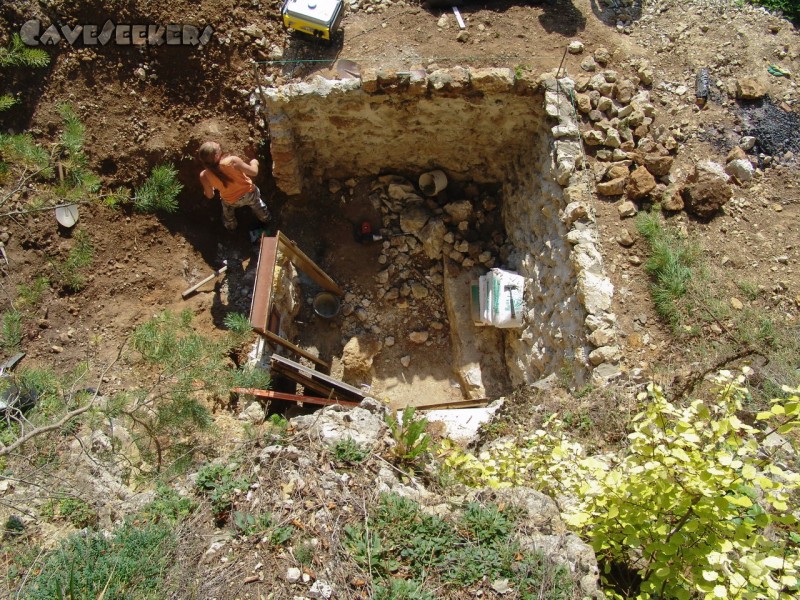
[344,492,574,598]
[444,370,800,599]
[18,488,193,599]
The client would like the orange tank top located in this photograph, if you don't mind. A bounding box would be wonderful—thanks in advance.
[204,160,254,203]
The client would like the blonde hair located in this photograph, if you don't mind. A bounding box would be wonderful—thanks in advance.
[199,141,231,184]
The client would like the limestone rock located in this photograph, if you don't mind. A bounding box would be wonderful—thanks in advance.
[420,218,447,259]
[740,136,757,151]
[568,40,585,54]
[291,405,386,448]
[614,79,636,104]
[400,206,431,233]
[588,345,620,366]
[618,201,637,218]
[604,129,622,148]
[597,177,626,196]
[661,184,685,211]
[409,281,429,299]
[637,63,654,86]
[583,129,605,146]
[575,93,592,114]
[409,330,429,344]
[341,335,382,382]
[444,200,473,223]
[588,327,615,347]
[643,154,673,177]
[735,77,767,100]
[238,402,265,425]
[594,47,611,66]
[726,146,747,163]
[309,580,333,599]
[725,158,754,184]
[561,202,589,226]
[627,166,656,200]
[580,56,597,72]
[578,271,614,314]
[470,67,515,93]
[605,164,630,180]
[681,161,733,219]
[617,227,635,247]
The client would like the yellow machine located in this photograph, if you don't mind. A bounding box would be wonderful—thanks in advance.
[281,0,344,41]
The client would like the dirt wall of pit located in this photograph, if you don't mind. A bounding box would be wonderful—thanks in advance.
[259,68,619,388]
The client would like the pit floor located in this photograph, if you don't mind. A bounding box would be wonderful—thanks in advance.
[277,177,468,409]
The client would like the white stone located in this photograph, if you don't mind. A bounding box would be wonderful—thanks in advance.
[578,271,614,314]
[238,402,265,425]
[409,331,429,344]
[568,40,584,54]
[725,158,754,183]
[286,567,302,583]
[588,345,620,366]
[308,580,333,599]
[617,201,638,218]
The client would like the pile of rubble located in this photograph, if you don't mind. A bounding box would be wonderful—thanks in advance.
[571,46,749,220]
[330,174,507,355]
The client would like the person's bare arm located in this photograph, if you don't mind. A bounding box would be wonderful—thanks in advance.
[229,155,259,178]
[199,170,215,199]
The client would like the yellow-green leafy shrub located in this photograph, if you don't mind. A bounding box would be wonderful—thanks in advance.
[442,370,800,599]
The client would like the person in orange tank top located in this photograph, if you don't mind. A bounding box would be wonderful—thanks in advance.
[198,141,271,231]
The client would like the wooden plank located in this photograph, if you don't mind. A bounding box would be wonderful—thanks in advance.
[416,399,490,411]
[182,264,227,299]
[249,235,279,331]
[255,329,330,370]
[271,353,366,398]
[232,388,360,408]
[270,361,353,400]
[277,231,343,296]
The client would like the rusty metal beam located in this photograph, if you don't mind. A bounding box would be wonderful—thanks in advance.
[232,388,360,408]
[249,234,279,331]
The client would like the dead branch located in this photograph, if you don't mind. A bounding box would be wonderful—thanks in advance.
[669,347,765,401]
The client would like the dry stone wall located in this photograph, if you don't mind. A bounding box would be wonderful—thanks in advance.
[259,68,618,387]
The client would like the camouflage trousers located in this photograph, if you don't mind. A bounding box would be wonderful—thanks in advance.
[221,187,270,230]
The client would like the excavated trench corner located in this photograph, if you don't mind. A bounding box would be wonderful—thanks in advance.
[257,67,619,403]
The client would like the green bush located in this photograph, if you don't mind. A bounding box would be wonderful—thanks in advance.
[748,0,800,22]
[0,34,50,68]
[126,310,270,471]
[445,371,800,600]
[57,497,97,529]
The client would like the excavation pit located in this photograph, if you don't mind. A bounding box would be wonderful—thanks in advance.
[252,67,619,409]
